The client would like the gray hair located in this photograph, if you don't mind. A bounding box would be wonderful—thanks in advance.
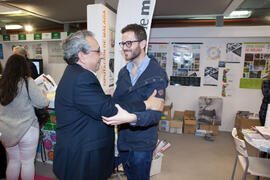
[13,46,27,57]
[62,30,94,64]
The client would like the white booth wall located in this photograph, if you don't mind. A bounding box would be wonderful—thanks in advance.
[150,26,270,131]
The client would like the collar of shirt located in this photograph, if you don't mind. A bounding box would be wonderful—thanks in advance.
[126,55,150,86]
[89,69,97,76]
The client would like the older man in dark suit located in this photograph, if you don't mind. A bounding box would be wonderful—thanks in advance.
[53,30,164,180]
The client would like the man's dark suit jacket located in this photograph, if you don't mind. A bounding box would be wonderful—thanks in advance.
[53,64,145,180]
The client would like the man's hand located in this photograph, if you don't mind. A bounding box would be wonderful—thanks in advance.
[102,104,137,126]
[144,90,164,111]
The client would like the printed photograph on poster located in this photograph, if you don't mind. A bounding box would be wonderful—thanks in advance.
[242,43,270,79]
[148,43,169,70]
[198,97,223,125]
[171,43,202,77]
[206,45,221,61]
[218,61,226,68]
[203,67,219,86]
[225,43,242,63]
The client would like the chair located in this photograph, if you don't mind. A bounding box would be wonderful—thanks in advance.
[231,128,270,180]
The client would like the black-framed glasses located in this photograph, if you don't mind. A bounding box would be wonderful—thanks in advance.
[119,40,142,48]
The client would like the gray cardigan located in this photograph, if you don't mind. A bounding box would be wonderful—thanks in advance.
[0,77,49,147]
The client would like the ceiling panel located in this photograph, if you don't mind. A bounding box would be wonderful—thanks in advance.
[0,0,270,32]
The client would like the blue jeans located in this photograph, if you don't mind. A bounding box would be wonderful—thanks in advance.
[119,150,153,180]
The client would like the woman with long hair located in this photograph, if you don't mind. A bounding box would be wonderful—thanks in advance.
[0,54,49,180]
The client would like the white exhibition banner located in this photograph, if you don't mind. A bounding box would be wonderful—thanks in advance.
[87,4,116,93]
[114,0,156,82]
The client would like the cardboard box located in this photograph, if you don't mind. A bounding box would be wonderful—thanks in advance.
[162,103,173,120]
[159,120,170,132]
[234,113,260,139]
[170,120,183,128]
[169,120,183,134]
[234,114,260,129]
[183,125,196,134]
[199,124,219,136]
[184,120,196,125]
[169,127,182,134]
[150,155,163,176]
[173,111,184,120]
[184,110,196,120]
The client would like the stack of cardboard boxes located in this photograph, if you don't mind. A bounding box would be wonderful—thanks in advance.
[170,111,184,134]
[183,110,196,134]
[159,103,183,134]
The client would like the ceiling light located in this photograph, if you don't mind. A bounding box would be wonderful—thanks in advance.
[0,10,23,15]
[24,25,33,32]
[225,10,252,19]
[5,25,23,30]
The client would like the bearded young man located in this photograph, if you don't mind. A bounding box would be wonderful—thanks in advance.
[103,24,168,180]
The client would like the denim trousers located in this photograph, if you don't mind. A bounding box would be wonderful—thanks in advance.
[119,150,153,180]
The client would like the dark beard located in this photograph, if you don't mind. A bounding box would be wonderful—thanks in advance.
[124,46,141,61]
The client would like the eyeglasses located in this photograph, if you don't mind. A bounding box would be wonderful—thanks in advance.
[119,40,142,48]
[90,48,101,54]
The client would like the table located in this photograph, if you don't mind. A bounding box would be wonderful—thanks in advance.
[242,129,270,153]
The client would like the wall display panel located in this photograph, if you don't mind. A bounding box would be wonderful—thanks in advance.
[240,42,270,89]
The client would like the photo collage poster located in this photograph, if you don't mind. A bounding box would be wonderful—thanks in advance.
[243,43,270,79]
[170,43,202,86]
[240,43,270,89]
[147,42,169,70]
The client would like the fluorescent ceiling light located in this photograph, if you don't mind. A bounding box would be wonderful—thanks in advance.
[225,10,252,19]
[25,25,33,32]
[0,10,23,15]
[5,25,23,30]
[185,10,252,20]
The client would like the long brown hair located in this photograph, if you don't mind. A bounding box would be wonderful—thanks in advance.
[0,54,31,106]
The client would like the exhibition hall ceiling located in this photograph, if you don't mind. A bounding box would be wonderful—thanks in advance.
[0,0,270,31]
